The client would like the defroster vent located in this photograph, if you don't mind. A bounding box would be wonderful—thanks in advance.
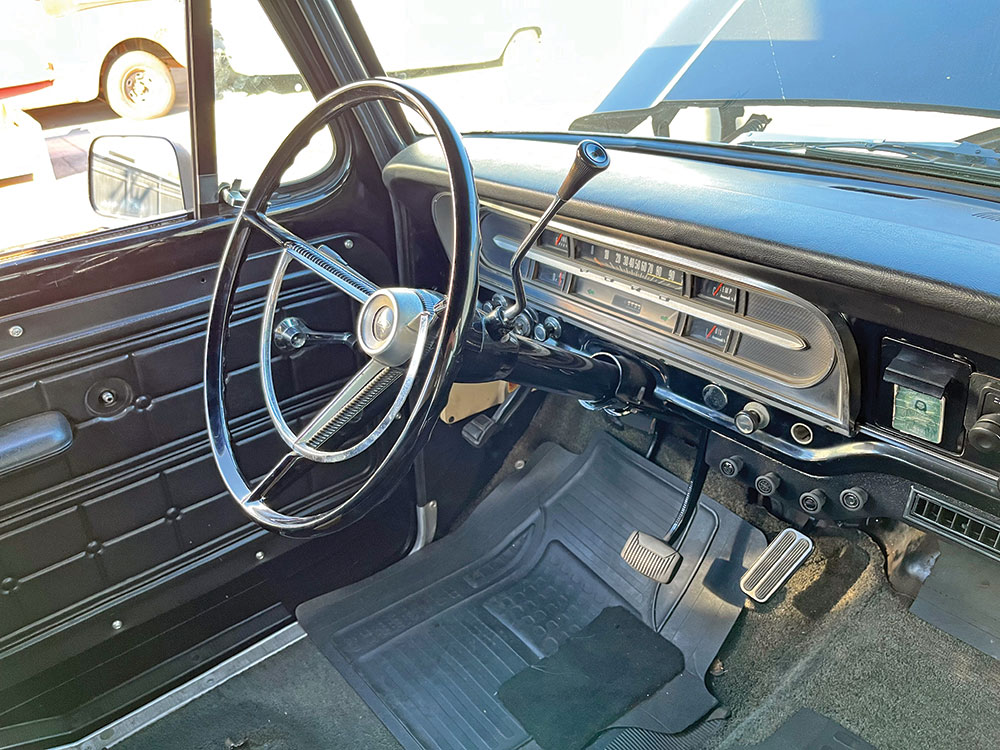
[906,488,1000,561]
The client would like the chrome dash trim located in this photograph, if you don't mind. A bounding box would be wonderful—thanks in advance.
[477,198,853,432]
[523,250,807,351]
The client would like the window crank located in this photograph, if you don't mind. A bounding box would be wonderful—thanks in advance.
[273,316,356,351]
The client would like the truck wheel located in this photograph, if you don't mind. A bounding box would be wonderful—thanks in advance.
[105,50,176,120]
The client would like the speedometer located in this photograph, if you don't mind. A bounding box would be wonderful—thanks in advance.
[576,241,685,291]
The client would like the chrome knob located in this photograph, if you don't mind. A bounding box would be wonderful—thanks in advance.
[273,317,309,349]
[533,316,562,341]
[839,487,869,511]
[702,383,728,411]
[512,311,535,337]
[719,456,744,478]
[735,401,770,434]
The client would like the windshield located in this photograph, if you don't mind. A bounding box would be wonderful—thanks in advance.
[353,0,1000,185]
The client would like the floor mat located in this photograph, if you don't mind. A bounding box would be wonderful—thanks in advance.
[910,540,1000,660]
[297,433,766,750]
[497,606,684,750]
[732,708,875,750]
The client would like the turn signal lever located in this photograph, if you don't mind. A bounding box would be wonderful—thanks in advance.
[485,140,610,339]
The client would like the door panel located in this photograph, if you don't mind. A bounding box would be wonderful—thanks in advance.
[0,217,400,695]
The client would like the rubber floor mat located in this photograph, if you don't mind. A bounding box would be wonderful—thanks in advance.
[297,433,765,750]
[911,539,1000,660]
[497,606,684,749]
[732,708,876,749]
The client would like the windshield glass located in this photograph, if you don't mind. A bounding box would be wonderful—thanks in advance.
[353,0,1000,185]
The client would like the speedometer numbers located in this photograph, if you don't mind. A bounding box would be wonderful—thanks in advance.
[576,241,685,291]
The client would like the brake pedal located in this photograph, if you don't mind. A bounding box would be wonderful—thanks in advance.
[740,527,813,603]
[621,531,681,584]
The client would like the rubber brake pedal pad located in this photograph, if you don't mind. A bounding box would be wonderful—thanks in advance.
[621,530,682,584]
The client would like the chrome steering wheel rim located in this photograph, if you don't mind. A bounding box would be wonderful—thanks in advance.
[204,78,480,537]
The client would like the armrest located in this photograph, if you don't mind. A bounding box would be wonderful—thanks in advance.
[0,412,73,477]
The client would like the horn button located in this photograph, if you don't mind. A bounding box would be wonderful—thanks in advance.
[358,289,426,366]
[372,305,395,341]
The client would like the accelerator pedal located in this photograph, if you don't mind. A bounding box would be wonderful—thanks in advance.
[621,530,682,584]
[740,527,813,603]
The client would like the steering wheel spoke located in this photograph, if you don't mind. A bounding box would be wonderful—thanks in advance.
[247,211,376,302]
[297,359,403,450]
[245,451,304,505]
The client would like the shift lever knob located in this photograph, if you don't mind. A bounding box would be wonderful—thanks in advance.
[557,140,610,202]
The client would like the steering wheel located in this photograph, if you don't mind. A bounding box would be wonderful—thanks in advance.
[204,79,479,537]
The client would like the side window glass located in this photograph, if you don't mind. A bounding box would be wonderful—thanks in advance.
[0,0,191,254]
[211,0,335,192]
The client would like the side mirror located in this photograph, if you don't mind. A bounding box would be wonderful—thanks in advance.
[88,135,193,220]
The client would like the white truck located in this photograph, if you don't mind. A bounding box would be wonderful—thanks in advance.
[2,0,187,120]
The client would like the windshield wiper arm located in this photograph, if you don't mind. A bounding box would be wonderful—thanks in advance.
[738,138,1000,169]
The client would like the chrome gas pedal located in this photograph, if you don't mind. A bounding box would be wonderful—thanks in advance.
[740,527,813,603]
[621,530,681,584]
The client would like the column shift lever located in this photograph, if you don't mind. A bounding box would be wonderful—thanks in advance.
[486,140,610,338]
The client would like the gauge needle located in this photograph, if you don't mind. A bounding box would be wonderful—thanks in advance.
[713,282,724,296]
[555,233,564,245]
[706,325,718,339]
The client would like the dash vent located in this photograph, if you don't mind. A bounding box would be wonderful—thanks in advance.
[905,488,1000,561]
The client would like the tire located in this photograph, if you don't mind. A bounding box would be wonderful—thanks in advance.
[104,50,176,120]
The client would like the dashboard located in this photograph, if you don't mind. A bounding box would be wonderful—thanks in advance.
[436,196,855,436]
[389,134,1000,563]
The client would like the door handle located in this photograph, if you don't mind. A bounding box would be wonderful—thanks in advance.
[0,412,73,477]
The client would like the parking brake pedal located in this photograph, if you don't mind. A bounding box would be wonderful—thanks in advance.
[740,527,813,603]
[621,531,681,584]
[461,386,530,448]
